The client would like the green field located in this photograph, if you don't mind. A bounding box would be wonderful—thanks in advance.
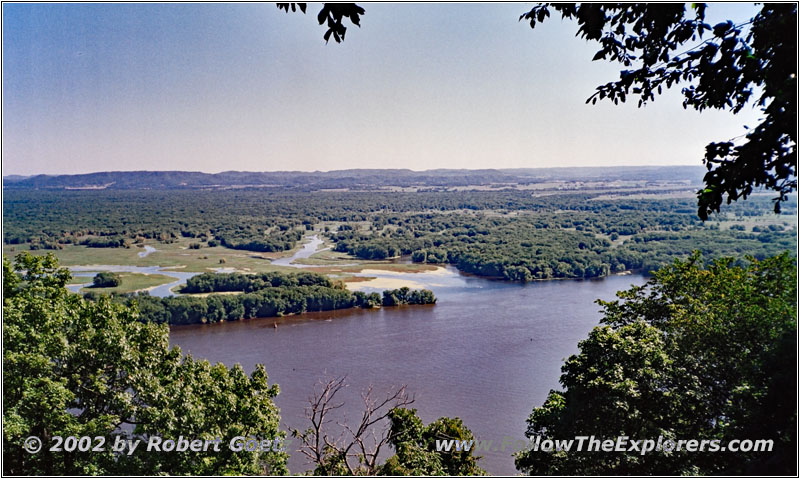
[2,235,431,276]
[76,272,176,294]
[65,275,94,286]
[4,238,302,273]
[3,189,796,284]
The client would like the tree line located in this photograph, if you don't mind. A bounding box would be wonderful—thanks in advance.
[2,187,777,246]
[329,206,794,281]
[95,270,436,325]
[4,189,795,282]
[6,249,795,475]
[515,252,796,474]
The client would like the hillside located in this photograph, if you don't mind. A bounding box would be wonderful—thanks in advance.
[2,166,706,190]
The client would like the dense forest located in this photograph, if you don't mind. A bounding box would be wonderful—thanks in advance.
[3,183,794,473]
[516,253,797,475]
[89,271,436,325]
[330,208,794,280]
[4,178,792,474]
[5,248,794,475]
[4,188,795,281]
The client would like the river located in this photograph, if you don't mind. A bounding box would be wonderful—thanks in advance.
[270,235,328,267]
[170,257,647,475]
[66,265,199,297]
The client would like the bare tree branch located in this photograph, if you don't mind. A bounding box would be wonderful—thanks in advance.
[292,375,414,474]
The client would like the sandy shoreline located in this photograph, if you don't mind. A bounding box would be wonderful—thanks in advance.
[344,266,448,291]
[346,277,428,291]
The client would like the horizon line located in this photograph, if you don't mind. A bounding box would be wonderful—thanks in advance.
[2,164,705,178]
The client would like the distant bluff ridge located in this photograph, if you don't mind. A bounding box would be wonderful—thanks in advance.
[3,166,705,190]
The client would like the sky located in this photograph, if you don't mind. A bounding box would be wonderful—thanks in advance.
[2,2,764,175]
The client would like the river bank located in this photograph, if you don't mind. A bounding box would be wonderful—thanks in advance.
[170,264,648,475]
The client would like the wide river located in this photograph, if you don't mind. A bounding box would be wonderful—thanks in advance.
[170,258,647,475]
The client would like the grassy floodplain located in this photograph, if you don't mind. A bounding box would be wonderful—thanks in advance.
[3,185,796,289]
[2,230,447,286]
[74,272,176,294]
[3,234,444,292]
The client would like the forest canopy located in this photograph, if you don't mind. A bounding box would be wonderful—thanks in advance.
[515,253,797,475]
[278,2,797,219]
[3,254,288,475]
[4,189,795,284]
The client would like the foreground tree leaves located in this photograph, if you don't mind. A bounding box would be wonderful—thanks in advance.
[515,252,797,475]
[278,3,796,219]
[2,253,288,475]
[382,408,486,476]
[277,3,364,43]
[291,376,483,475]
[520,3,797,219]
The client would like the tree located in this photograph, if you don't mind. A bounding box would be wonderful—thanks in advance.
[520,3,796,220]
[92,271,121,288]
[381,408,485,476]
[291,376,415,475]
[279,3,796,220]
[291,376,484,475]
[277,3,364,44]
[515,252,797,475]
[3,253,288,475]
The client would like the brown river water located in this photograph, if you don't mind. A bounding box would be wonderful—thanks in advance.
[170,262,646,475]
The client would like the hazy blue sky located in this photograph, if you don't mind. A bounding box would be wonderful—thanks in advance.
[3,3,762,175]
